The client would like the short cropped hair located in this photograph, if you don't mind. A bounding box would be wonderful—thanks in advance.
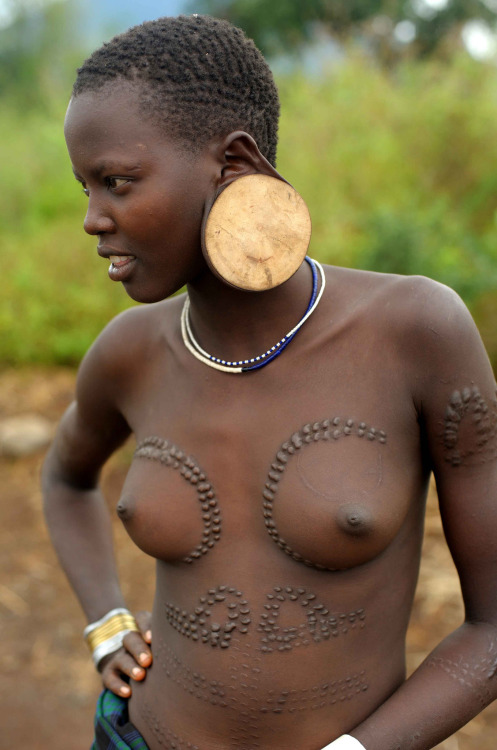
[73,14,280,165]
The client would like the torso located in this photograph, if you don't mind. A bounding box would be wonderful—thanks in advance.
[113,266,432,749]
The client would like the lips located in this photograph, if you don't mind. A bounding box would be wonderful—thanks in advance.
[109,254,135,267]
[98,250,137,283]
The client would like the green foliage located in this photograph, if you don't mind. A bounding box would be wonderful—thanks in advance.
[0,105,132,365]
[275,54,497,318]
[2,103,75,231]
[190,0,497,62]
[0,1,82,109]
[1,216,133,365]
[2,52,497,367]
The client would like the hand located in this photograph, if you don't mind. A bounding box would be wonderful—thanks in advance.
[99,610,153,698]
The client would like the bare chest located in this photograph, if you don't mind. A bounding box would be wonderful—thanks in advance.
[116,355,426,572]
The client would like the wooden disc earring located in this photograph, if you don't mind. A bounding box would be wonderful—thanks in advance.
[202,174,312,292]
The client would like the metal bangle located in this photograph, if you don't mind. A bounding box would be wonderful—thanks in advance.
[91,629,135,669]
[321,736,367,750]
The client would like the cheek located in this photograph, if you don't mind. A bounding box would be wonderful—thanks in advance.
[122,199,208,302]
[149,189,206,244]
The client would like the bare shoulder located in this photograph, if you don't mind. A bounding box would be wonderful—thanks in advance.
[70,294,184,435]
[334,265,463,318]
[372,272,480,356]
[81,295,183,382]
[326,266,491,393]
[330,266,476,343]
[379,272,470,330]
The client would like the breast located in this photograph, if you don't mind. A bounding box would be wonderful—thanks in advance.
[117,420,414,572]
[260,418,411,570]
[117,437,222,564]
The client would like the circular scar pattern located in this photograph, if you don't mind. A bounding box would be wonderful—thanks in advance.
[134,436,221,564]
[258,586,365,653]
[443,386,497,467]
[262,418,387,569]
[165,585,365,653]
[165,586,251,648]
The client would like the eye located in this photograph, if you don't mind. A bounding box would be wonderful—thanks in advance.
[107,177,130,191]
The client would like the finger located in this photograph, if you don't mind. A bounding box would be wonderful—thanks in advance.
[102,667,132,698]
[123,630,153,668]
[105,650,147,681]
[101,652,147,697]
[135,610,152,644]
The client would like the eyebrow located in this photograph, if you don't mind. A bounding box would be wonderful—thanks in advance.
[72,162,143,179]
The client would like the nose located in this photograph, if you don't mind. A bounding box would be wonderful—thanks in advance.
[83,196,115,236]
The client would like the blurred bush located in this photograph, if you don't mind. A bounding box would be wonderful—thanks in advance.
[1,101,132,365]
[1,44,497,366]
[277,54,497,368]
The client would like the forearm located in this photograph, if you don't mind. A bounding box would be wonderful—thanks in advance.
[42,451,125,623]
[349,621,497,750]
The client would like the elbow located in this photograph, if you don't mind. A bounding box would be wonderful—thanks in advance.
[41,442,99,510]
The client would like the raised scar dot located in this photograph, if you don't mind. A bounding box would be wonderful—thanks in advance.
[261,418,387,570]
[134,436,222,564]
[165,586,250,648]
[443,386,497,467]
[141,700,199,749]
[257,587,366,653]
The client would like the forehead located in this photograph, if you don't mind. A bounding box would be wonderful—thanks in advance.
[64,84,187,166]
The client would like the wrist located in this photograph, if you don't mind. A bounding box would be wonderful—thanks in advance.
[321,736,367,750]
[84,607,139,668]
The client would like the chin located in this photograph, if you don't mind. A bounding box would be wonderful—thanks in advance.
[121,281,181,305]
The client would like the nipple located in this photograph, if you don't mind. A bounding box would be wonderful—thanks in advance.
[337,504,373,536]
[116,497,133,521]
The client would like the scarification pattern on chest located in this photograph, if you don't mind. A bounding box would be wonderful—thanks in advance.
[134,436,222,563]
[263,418,387,570]
[135,415,387,569]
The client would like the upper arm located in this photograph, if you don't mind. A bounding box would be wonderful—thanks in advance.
[409,279,497,623]
[46,310,139,489]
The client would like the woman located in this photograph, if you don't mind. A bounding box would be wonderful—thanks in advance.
[42,14,497,750]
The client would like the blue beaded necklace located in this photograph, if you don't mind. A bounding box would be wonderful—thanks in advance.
[181,257,326,374]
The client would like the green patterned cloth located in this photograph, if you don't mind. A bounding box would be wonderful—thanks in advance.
[91,689,149,750]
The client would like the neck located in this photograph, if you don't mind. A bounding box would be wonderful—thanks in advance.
[186,260,316,364]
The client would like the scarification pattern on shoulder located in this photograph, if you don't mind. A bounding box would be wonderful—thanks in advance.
[134,436,221,563]
[443,386,497,467]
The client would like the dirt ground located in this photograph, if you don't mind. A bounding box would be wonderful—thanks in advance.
[1,368,496,750]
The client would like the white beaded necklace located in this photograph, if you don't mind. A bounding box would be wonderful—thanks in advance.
[181,258,326,374]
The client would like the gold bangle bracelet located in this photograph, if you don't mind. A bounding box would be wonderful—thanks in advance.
[85,612,139,653]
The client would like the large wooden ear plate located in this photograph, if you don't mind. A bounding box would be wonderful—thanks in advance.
[202,174,312,292]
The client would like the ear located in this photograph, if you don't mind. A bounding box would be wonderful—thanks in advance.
[201,132,311,292]
[216,131,288,188]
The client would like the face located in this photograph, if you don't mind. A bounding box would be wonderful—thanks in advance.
[64,84,217,303]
